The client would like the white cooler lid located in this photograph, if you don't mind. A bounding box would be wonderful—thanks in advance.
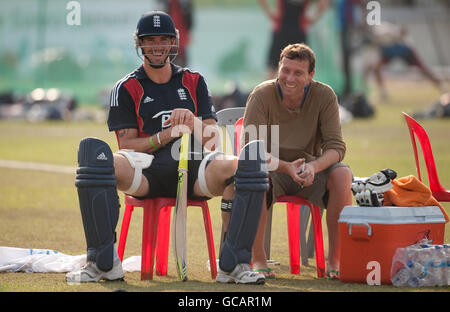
[338,206,446,225]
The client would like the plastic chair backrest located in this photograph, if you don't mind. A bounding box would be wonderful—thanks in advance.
[216,107,245,155]
[234,117,244,154]
[402,112,446,193]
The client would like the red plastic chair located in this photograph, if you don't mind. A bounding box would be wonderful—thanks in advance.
[403,112,450,201]
[117,196,217,280]
[235,118,325,277]
[114,132,217,280]
[276,196,325,277]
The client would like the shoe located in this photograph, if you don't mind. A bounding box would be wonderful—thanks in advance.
[216,263,265,284]
[66,258,124,284]
[254,267,276,280]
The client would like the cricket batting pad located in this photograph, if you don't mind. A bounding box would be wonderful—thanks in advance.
[75,137,120,272]
[219,140,269,272]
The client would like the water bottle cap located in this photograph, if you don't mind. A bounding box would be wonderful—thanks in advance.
[407,260,414,267]
[435,245,441,250]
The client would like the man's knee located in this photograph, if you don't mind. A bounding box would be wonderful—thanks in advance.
[113,153,145,194]
[113,154,132,184]
[327,166,353,190]
[207,156,237,181]
[195,154,237,198]
[214,157,238,178]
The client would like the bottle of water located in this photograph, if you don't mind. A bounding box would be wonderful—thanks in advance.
[413,246,437,286]
[407,276,420,287]
[392,266,412,286]
[406,260,433,287]
[444,244,450,286]
[407,260,426,278]
[428,245,447,286]
[415,245,432,267]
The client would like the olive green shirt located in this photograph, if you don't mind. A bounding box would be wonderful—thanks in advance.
[243,79,346,164]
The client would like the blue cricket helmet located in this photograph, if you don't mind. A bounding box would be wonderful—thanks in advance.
[134,11,179,67]
[135,11,178,38]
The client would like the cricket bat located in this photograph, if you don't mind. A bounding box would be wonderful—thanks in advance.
[172,133,190,281]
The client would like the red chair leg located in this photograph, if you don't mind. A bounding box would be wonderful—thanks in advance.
[117,204,134,262]
[286,202,300,274]
[201,204,217,279]
[310,205,325,278]
[155,205,172,276]
[141,200,160,280]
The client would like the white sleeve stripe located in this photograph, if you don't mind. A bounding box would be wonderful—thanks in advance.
[112,73,132,107]
[110,73,135,107]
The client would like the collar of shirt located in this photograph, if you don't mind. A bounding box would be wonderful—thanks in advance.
[134,63,184,80]
[276,81,310,110]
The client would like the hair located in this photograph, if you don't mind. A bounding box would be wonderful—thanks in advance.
[279,43,316,73]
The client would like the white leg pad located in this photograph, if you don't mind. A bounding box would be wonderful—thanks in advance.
[198,151,223,198]
[116,149,154,195]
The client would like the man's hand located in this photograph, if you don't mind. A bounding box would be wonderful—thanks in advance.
[297,160,315,188]
[283,158,313,187]
[163,108,195,137]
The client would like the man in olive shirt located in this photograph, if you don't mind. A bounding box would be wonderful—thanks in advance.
[243,43,353,279]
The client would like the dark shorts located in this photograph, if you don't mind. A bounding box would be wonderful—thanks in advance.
[381,43,417,66]
[267,162,351,209]
[141,151,209,201]
[268,30,307,69]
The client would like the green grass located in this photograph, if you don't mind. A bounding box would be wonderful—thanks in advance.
[0,79,449,292]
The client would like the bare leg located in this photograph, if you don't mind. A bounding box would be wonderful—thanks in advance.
[252,194,268,270]
[113,154,149,197]
[373,62,388,100]
[193,156,237,251]
[325,166,353,273]
[414,60,442,90]
[193,156,238,198]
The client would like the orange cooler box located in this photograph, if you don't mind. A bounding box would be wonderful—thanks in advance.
[338,206,446,285]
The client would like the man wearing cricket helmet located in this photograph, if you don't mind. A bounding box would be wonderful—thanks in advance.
[66,11,269,285]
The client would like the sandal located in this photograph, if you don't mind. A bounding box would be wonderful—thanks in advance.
[254,268,276,280]
[327,269,340,280]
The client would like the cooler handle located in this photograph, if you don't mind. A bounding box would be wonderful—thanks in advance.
[348,222,372,237]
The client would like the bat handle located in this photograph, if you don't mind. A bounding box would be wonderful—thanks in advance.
[179,133,189,170]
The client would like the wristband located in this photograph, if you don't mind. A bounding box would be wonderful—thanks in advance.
[156,132,162,145]
[149,136,158,150]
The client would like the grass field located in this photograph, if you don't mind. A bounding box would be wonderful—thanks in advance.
[0,79,449,292]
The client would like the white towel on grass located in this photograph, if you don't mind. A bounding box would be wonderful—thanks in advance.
[0,246,141,273]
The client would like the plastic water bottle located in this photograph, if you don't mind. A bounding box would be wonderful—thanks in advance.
[406,260,429,287]
[444,244,450,286]
[428,245,447,286]
[392,266,412,286]
[442,244,450,286]
[407,276,420,287]
[414,245,432,267]
[406,246,419,260]
[407,260,426,278]
[413,245,436,286]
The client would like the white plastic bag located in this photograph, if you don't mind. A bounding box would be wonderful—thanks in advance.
[122,256,141,272]
[0,246,86,273]
[0,246,141,273]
